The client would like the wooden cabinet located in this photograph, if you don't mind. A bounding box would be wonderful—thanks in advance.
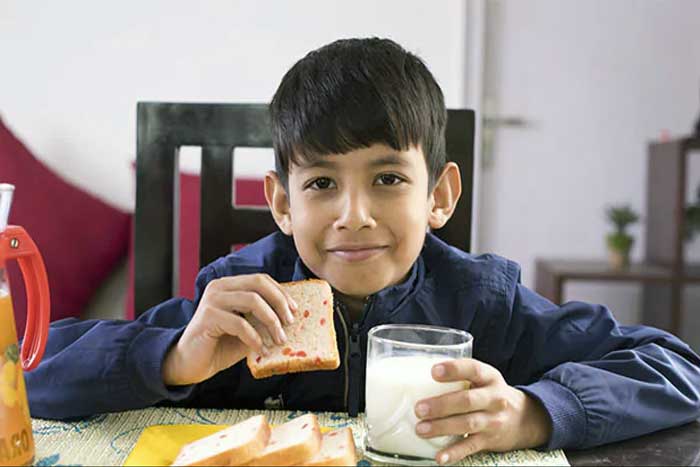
[535,136,700,336]
[641,137,700,335]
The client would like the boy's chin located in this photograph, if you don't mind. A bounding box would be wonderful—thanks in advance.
[329,278,388,300]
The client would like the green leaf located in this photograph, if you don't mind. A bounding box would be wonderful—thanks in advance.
[606,205,639,234]
[607,233,634,251]
[4,343,18,363]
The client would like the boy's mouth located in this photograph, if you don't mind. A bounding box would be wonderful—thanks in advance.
[327,245,388,262]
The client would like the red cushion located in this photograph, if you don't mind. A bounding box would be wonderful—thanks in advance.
[125,174,265,319]
[124,171,201,319]
[0,117,131,336]
[235,178,267,206]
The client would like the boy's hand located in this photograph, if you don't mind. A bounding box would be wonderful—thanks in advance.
[162,274,298,386]
[414,359,552,465]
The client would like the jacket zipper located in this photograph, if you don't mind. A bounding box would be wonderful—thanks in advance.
[335,300,351,412]
[335,295,375,414]
[348,321,362,415]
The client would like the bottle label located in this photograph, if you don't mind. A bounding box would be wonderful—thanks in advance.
[0,293,34,467]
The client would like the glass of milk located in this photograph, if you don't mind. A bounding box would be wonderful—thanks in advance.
[364,324,473,466]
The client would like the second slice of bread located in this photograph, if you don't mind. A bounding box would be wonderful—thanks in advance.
[246,279,340,379]
[170,414,270,466]
[301,427,358,466]
[244,413,322,466]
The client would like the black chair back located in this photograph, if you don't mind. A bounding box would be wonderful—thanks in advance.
[134,102,474,315]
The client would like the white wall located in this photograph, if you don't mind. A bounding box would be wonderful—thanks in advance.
[0,0,468,211]
[4,1,700,339]
[480,0,700,344]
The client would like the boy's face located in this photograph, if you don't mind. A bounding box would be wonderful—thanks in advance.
[265,144,460,299]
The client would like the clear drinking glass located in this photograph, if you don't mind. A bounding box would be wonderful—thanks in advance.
[364,324,473,466]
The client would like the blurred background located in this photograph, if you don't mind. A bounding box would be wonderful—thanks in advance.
[2,1,700,349]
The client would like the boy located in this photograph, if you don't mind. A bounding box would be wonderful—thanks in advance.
[27,38,700,465]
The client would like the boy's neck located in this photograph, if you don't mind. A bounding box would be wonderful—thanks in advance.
[334,290,370,323]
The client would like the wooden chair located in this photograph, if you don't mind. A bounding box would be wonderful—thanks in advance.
[134,102,474,316]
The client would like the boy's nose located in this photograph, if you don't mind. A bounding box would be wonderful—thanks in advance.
[333,190,377,231]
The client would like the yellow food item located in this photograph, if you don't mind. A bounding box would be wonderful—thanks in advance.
[1,360,16,387]
[16,365,29,418]
[0,383,17,408]
[0,360,23,409]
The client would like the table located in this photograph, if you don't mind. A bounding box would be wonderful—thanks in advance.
[534,259,675,306]
[31,407,568,466]
[533,258,686,335]
[566,420,700,466]
[30,408,700,466]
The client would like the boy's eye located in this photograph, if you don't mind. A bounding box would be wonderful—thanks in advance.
[307,177,335,190]
[376,174,404,186]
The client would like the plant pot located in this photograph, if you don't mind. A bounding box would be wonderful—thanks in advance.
[606,233,634,270]
[608,247,630,270]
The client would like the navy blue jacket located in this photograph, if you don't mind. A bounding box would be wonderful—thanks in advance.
[26,232,700,450]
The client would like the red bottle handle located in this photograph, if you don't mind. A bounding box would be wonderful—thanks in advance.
[0,225,50,371]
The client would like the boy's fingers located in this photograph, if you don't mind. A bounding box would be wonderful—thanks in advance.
[217,291,287,346]
[207,307,265,355]
[245,274,296,325]
[436,434,486,466]
[415,387,491,420]
[415,411,489,438]
[433,359,500,387]
[214,275,296,326]
[261,275,299,324]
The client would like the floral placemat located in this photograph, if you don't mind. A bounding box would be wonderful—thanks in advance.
[32,408,569,466]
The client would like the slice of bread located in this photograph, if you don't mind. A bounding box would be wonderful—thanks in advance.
[244,413,322,466]
[170,414,270,466]
[246,279,340,379]
[301,427,358,467]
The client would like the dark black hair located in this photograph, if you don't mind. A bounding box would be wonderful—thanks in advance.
[270,37,447,191]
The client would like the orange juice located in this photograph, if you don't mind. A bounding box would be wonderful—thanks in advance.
[0,292,34,467]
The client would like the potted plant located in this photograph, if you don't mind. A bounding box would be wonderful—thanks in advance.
[606,205,640,269]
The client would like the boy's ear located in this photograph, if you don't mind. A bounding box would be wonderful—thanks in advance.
[428,162,462,230]
[264,171,293,235]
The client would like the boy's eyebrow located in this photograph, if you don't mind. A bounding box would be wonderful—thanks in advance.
[368,154,411,168]
[297,159,336,170]
[298,153,411,170]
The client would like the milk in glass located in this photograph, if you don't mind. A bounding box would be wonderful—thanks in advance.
[365,355,468,459]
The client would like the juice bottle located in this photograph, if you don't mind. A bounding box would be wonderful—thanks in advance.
[0,288,34,466]
[0,184,51,466]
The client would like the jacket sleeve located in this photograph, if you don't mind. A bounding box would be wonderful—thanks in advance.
[25,265,219,420]
[496,279,700,450]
